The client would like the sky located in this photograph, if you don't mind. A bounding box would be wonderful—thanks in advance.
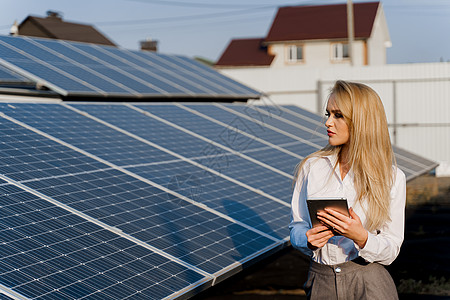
[0,0,449,64]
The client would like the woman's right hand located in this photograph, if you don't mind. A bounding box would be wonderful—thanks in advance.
[306,225,334,250]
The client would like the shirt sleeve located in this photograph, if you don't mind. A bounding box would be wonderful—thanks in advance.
[358,167,406,265]
[289,161,313,257]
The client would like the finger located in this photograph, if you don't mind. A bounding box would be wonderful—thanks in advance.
[310,225,331,234]
[307,227,333,239]
[348,207,360,221]
[317,215,344,234]
[320,210,347,227]
[324,208,348,221]
[309,232,334,247]
[317,214,341,229]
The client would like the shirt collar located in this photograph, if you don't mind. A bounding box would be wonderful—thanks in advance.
[324,153,354,181]
[324,153,338,168]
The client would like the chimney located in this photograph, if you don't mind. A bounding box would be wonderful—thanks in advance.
[10,20,19,36]
[46,10,63,20]
[140,38,158,52]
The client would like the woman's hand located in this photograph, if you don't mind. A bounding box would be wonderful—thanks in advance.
[305,225,334,250]
[317,207,368,248]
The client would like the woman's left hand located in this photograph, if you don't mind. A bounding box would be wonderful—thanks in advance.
[316,207,368,248]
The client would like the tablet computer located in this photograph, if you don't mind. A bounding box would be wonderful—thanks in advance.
[306,197,349,229]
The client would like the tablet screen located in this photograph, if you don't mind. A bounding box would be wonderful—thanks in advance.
[306,197,349,228]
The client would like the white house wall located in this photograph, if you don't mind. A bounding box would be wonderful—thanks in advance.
[367,6,390,65]
[219,62,450,176]
[268,41,366,67]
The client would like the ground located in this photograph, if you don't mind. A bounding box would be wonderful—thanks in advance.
[192,175,450,300]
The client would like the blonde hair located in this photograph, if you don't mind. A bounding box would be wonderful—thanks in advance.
[294,80,396,231]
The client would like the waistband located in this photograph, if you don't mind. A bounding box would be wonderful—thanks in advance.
[309,257,371,276]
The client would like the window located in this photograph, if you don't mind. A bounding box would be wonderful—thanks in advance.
[287,45,303,62]
[332,43,349,61]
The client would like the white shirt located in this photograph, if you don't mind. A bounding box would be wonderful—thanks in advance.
[289,154,406,265]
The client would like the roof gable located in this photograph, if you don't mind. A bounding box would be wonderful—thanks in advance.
[265,2,380,42]
[19,16,116,46]
[215,38,275,67]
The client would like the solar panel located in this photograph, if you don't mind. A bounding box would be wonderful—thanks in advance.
[0,35,260,99]
[0,64,32,84]
[0,101,437,300]
[134,104,302,174]
[0,103,286,268]
[69,103,293,202]
[181,103,323,156]
[0,181,208,299]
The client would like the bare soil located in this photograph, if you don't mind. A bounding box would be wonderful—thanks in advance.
[193,175,450,300]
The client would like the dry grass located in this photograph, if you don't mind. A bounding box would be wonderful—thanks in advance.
[406,175,450,205]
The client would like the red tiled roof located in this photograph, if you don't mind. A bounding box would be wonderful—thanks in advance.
[265,2,380,42]
[19,16,116,46]
[215,38,275,67]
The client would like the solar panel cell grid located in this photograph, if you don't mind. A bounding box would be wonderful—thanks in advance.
[72,103,215,159]
[69,103,293,202]
[169,55,258,95]
[98,47,213,95]
[0,103,176,167]
[6,159,279,275]
[131,51,227,95]
[281,104,325,123]
[226,104,328,145]
[126,161,289,239]
[135,104,303,174]
[185,104,320,155]
[0,184,206,299]
[0,120,107,181]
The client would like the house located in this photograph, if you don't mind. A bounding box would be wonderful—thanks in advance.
[15,11,117,46]
[216,2,390,68]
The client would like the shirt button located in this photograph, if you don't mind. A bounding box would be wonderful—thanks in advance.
[335,267,341,273]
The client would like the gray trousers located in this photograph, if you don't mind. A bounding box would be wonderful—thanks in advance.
[304,258,398,300]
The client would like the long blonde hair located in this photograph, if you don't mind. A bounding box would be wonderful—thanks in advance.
[294,80,396,231]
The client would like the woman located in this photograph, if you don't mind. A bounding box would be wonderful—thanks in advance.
[289,80,406,299]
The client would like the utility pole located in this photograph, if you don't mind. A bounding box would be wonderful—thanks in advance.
[347,0,354,66]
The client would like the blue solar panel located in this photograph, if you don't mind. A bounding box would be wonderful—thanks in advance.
[0,64,31,83]
[0,103,175,167]
[21,169,278,274]
[224,104,328,145]
[280,104,325,123]
[69,103,293,202]
[90,46,219,95]
[0,182,207,299]
[134,104,301,174]
[126,161,289,239]
[0,40,99,94]
[168,55,258,95]
[184,104,322,156]
[0,35,260,99]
